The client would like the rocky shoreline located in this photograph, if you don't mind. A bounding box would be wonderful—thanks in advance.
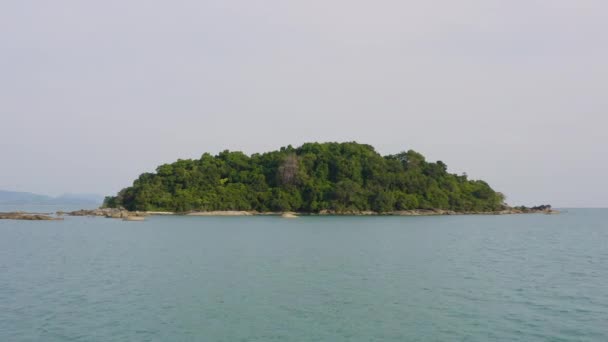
[0,212,63,221]
[60,208,148,221]
[1,205,558,221]
[66,205,559,218]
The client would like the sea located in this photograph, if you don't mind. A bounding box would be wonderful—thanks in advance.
[1,206,607,341]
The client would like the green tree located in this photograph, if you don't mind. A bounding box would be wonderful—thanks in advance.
[103,142,507,214]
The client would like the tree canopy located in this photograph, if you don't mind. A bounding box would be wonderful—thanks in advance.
[104,142,506,213]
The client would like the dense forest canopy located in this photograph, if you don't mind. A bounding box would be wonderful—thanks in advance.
[104,142,506,213]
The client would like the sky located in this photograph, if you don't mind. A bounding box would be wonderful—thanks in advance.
[1,0,607,207]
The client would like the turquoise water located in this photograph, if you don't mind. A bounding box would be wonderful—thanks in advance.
[1,209,607,341]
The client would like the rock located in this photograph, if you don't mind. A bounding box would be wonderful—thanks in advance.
[145,211,175,215]
[498,205,559,215]
[0,212,63,221]
[281,212,298,218]
[123,216,145,221]
[186,211,253,216]
[66,208,147,219]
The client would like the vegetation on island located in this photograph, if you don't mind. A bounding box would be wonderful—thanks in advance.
[103,142,506,213]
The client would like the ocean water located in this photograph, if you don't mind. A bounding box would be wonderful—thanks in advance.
[1,209,607,341]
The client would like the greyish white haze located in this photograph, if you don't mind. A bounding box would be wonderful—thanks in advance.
[1,1,606,207]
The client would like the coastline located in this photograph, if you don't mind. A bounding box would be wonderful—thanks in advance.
[1,207,559,220]
[0,212,63,221]
[157,207,560,216]
[63,207,559,218]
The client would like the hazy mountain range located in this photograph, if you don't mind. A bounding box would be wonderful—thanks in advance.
[0,190,104,205]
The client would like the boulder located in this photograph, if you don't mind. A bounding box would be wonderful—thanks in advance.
[281,212,298,218]
[123,216,145,221]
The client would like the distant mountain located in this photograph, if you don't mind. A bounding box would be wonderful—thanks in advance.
[0,190,104,205]
[53,193,105,205]
[0,190,53,205]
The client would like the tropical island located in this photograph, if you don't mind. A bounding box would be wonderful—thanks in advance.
[100,142,554,216]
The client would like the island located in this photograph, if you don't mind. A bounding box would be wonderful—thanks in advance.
[101,142,556,216]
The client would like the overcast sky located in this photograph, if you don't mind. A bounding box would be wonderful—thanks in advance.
[1,0,606,207]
